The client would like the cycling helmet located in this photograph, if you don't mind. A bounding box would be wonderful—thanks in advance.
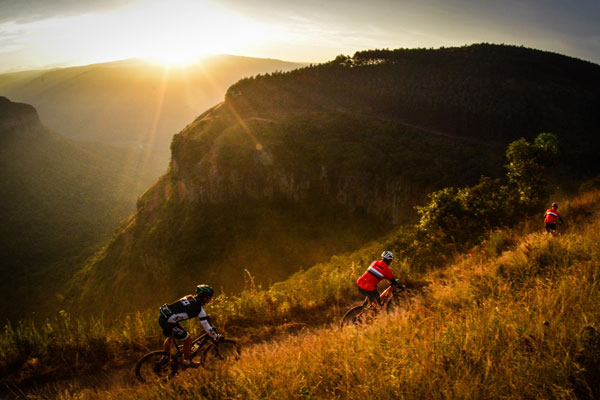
[381,251,394,262]
[196,284,214,300]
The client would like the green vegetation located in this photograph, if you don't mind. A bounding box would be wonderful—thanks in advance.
[386,132,559,271]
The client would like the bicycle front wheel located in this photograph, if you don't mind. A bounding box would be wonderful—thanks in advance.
[386,293,404,313]
[201,339,241,367]
[340,304,366,327]
[134,350,178,383]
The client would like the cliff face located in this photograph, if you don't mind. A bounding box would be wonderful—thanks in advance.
[69,44,600,314]
[161,104,432,223]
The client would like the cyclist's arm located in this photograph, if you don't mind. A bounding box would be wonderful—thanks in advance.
[197,308,219,340]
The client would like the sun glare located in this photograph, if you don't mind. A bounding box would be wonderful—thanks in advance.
[120,0,279,67]
[3,0,296,71]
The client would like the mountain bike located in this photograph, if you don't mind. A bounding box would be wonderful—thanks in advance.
[340,284,407,327]
[134,332,241,383]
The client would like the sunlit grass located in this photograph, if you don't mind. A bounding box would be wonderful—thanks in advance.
[5,189,600,399]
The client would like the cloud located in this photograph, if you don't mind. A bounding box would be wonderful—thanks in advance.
[0,0,136,24]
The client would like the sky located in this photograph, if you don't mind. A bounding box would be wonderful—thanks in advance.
[0,0,599,72]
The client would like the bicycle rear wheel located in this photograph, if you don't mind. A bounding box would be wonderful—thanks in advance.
[134,350,178,383]
[201,339,241,367]
[340,304,366,327]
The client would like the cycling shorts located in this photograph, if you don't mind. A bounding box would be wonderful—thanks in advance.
[358,286,380,304]
[545,222,557,232]
[158,315,189,340]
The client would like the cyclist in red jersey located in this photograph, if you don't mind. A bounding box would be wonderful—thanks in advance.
[357,251,401,306]
[544,202,563,234]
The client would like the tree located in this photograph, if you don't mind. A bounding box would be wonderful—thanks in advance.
[505,132,558,206]
[399,133,559,269]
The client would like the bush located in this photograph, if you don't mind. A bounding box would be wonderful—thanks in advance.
[394,133,559,271]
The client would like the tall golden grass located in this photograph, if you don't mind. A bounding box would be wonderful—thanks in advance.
[5,190,600,399]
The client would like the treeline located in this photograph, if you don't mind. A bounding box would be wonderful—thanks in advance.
[226,44,600,176]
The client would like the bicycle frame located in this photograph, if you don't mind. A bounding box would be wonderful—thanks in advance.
[165,333,210,364]
[135,327,238,382]
[362,285,397,309]
[379,285,395,305]
[341,284,406,327]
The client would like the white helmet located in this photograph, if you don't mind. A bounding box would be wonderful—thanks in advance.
[381,251,394,262]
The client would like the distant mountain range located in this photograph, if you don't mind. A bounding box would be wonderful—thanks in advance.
[0,56,307,172]
[0,97,161,320]
[67,44,600,315]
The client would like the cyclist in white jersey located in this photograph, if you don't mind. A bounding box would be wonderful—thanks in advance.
[158,284,223,366]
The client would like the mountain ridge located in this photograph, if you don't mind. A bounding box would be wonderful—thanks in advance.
[67,44,600,315]
[0,54,308,169]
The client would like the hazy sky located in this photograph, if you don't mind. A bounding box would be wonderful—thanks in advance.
[0,0,599,72]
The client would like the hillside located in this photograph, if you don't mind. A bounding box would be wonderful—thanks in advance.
[0,55,307,170]
[228,44,600,174]
[3,188,600,399]
[0,97,161,320]
[67,44,600,315]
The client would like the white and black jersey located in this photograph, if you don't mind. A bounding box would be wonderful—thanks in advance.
[159,295,219,340]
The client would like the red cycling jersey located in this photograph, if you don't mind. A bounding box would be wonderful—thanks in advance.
[357,260,394,291]
[544,208,561,224]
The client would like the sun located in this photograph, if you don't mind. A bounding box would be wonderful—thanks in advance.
[130,1,213,67]
[126,0,264,67]
[84,0,283,68]
[144,41,204,67]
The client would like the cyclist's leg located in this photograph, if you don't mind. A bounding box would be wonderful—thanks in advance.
[182,336,193,361]
[358,287,381,307]
[160,317,189,353]
[159,316,173,353]
[168,324,191,365]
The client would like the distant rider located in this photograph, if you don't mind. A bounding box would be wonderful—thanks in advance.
[357,251,402,307]
[544,202,563,235]
[158,284,223,366]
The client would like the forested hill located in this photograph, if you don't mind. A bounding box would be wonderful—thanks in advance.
[68,44,600,315]
[228,43,600,174]
[0,97,161,320]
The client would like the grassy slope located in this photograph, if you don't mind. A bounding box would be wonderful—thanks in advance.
[3,189,600,398]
